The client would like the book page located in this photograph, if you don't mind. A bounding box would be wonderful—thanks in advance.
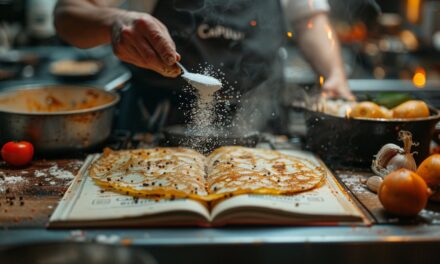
[49,155,210,226]
[211,150,365,223]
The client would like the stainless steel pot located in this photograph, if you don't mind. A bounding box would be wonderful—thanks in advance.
[0,84,120,154]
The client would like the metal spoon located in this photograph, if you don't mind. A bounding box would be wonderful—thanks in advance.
[176,61,222,91]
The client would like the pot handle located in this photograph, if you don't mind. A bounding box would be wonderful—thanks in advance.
[104,72,132,92]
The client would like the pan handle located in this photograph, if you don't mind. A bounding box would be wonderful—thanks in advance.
[104,72,132,92]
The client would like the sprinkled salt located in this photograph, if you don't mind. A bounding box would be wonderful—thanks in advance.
[0,176,27,193]
[1,176,26,184]
[48,165,75,180]
[34,171,46,177]
[33,164,76,186]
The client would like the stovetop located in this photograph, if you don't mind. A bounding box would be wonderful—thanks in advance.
[0,46,131,91]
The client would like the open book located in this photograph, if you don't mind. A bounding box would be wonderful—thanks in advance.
[49,147,368,227]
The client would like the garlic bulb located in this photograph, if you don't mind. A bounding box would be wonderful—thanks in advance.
[371,131,417,177]
[366,176,383,193]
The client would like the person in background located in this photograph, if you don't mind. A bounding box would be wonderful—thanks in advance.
[54,0,354,132]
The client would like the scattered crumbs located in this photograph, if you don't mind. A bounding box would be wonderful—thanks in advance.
[34,170,47,177]
[34,165,75,185]
[49,165,75,180]
[0,176,27,193]
[340,174,370,194]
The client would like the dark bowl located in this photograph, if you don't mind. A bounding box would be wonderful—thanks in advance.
[301,107,440,168]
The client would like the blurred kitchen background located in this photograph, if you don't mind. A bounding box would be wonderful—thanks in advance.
[0,0,440,134]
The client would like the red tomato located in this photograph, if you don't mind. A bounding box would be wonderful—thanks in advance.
[1,141,34,166]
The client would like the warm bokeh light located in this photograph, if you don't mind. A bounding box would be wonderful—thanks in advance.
[407,0,421,24]
[373,67,386,79]
[412,67,426,88]
[345,107,352,118]
[287,31,293,38]
[325,24,335,48]
[319,76,325,86]
[307,21,314,29]
[400,30,419,50]
[327,28,332,40]
[249,20,257,27]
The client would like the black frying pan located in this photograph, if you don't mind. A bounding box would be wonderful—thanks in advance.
[161,125,260,153]
[297,106,440,167]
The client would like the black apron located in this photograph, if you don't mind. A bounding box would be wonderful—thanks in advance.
[122,0,286,131]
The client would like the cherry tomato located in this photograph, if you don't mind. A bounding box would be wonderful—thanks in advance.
[1,141,34,166]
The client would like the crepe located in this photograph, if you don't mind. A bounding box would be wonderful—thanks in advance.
[206,146,325,197]
[89,147,325,201]
[89,148,207,199]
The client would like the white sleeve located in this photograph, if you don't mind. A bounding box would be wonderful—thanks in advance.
[281,0,330,22]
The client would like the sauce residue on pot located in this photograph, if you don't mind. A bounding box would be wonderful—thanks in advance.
[0,87,115,113]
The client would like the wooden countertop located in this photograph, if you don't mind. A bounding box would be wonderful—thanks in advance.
[2,157,440,228]
[0,159,83,228]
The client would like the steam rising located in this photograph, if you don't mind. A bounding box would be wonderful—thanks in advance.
[231,78,281,133]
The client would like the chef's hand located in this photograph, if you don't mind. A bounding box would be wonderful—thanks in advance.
[293,13,355,101]
[111,11,181,77]
[322,70,355,101]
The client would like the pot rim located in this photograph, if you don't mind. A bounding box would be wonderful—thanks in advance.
[0,84,120,116]
[301,106,440,123]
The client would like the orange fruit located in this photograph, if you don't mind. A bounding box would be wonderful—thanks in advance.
[350,101,388,119]
[392,100,430,119]
[378,168,429,216]
[416,154,440,186]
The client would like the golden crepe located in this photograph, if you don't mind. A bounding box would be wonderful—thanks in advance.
[89,146,325,201]
[89,148,207,199]
[207,146,325,196]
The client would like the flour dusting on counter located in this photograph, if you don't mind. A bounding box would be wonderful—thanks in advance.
[33,162,81,186]
[0,174,27,193]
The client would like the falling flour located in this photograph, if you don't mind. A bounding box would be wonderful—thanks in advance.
[182,70,222,151]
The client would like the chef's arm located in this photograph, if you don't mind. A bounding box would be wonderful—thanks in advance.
[54,0,180,77]
[294,13,355,100]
